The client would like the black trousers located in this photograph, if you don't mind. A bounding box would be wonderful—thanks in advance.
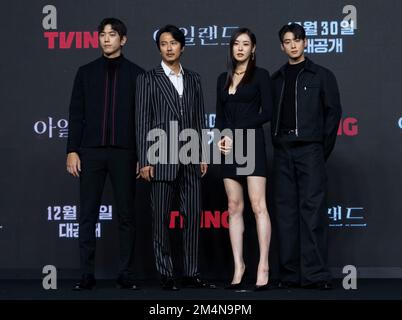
[79,147,136,277]
[273,141,332,286]
[150,164,201,278]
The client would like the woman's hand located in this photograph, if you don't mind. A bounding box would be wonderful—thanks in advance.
[217,136,233,155]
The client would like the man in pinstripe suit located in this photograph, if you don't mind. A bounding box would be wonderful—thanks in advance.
[136,25,213,291]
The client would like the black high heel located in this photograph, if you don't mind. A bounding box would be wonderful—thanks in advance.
[224,267,247,290]
[254,270,272,291]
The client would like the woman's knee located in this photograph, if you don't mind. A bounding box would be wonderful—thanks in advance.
[250,200,267,215]
[228,198,244,215]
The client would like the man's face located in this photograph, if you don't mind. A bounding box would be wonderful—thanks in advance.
[99,24,126,58]
[159,32,183,64]
[280,31,306,61]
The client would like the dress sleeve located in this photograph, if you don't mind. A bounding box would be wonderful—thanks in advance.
[244,68,273,128]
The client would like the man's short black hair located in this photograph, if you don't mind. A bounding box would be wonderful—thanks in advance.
[155,24,185,50]
[278,23,306,43]
[98,18,127,38]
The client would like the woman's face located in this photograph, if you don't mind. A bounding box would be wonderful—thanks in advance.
[232,33,255,63]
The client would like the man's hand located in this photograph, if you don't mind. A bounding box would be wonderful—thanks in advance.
[66,152,81,177]
[200,162,208,177]
[217,136,233,155]
[140,165,154,182]
[136,162,141,179]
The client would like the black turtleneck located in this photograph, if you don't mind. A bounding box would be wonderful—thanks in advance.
[103,55,122,146]
[280,60,306,131]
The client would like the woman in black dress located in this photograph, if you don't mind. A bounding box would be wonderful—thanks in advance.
[215,28,273,290]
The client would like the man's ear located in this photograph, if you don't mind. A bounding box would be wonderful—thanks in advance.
[303,39,307,48]
[121,35,127,46]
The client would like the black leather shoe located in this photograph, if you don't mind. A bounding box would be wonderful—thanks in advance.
[303,281,333,290]
[73,274,96,291]
[318,282,333,290]
[116,276,140,290]
[181,276,216,289]
[278,281,299,289]
[161,277,180,291]
[224,282,244,290]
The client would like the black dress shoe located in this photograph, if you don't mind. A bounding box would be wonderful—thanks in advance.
[116,276,140,290]
[181,276,216,289]
[303,281,333,290]
[161,277,180,291]
[73,274,96,291]
[318,282,333,290]
[224,282,244,290]
[278,281,299,289]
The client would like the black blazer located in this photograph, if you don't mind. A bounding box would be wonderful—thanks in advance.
[67,55,144,155]
[135,65,206,181]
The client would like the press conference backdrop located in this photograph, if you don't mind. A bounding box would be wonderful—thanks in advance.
[1,0,401,279]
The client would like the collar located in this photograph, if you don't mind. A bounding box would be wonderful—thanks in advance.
[278,57,317,76]
[102,54,124,64]
[161,61,184,77]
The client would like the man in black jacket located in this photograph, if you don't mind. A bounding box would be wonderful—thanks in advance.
[66,18,144,290]
[271,23,342,290]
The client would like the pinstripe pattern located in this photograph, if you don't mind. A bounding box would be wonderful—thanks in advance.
[136,65,206,180]
[136,65,206,277]
[151,165,201,277]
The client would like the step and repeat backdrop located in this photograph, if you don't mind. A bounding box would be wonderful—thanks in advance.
[1,0,401,279]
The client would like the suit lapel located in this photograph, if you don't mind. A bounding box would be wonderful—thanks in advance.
[182,70,194,119]
[153,65,181,119]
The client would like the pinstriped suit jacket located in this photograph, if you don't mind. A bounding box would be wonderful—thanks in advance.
[136,65,206,181]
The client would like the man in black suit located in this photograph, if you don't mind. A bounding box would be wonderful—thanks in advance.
[66,18,144,290]
[271,23,342,290]
[136,25,212,290]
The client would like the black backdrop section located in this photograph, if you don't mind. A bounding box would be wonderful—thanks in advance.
[1,0,401,279]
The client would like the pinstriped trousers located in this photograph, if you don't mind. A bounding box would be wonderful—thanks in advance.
[150,164,201,278]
